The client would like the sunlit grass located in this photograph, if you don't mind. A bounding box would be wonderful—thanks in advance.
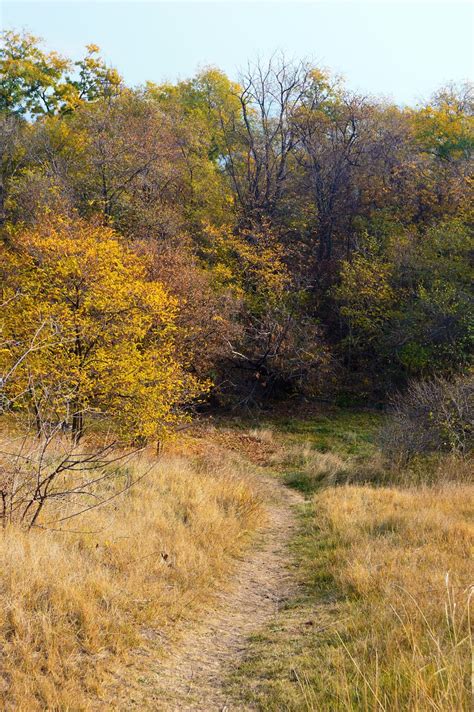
[230,413,473,711]
[0,437,263,711]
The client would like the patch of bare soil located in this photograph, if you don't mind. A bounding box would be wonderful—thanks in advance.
[104,475,303,711]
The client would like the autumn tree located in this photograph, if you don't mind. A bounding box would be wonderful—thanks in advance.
[1,31,472,406]
[0,31,121,117]
[146,68,240,229]
[0,214,204,442]
[135,236,240,382]
[0,112,28,226]
[201,219,331,403]
[334,218,473,391]
[407,83,474,223]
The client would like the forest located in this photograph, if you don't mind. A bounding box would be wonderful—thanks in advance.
[0,30,472,711]
[1,30,472,427]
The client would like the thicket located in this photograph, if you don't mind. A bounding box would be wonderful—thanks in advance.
[1,31,473,438]
[380,374,473,462]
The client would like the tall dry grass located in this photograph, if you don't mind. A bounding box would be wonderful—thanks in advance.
[313,482,473,710]
[229,435,473,711]
[0,441,262,711]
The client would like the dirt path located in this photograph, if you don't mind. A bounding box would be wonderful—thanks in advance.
[115,475,303,711]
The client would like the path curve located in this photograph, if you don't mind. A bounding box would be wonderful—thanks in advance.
[153,476,303,711]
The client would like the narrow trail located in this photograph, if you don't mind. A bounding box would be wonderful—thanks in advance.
[113,475,304,711]
[155,477,304,711]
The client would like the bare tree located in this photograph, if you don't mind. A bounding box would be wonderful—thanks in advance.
[294,87,381,263]
[0,335,151,530]
[219,54,313,221]
[0,426,151,529]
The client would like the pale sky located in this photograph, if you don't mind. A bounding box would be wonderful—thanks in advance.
[2,1,473,105]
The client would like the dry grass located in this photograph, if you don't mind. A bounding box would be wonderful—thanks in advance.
[391,452,474,486]
[281,445,353,490]
[230,415,473,712]
[276,438,472,493]
[0,439,263,711]
[232,479,473,711]
[1,413,472,711]
[315,482,473,710]
[269,441,386,494]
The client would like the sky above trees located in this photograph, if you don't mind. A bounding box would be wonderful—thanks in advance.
[3,1,473,105]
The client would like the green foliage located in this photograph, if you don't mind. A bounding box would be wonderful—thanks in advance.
[0,31,121,117]
[334,218,473,383]
[334,248,395,342]
[1,32,472,411]
[0,30,70,116]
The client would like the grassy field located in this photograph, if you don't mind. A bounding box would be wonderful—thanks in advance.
[0,434,263,711]
[229,410,473,711]
[0,410,471,710]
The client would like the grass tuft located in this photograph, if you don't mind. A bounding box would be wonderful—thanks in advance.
[229,412,473,711]
[0,441,263,711]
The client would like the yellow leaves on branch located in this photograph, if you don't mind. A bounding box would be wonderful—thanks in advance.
[202,220,290,311]
[335,251,395,338]
[0,214,205,441]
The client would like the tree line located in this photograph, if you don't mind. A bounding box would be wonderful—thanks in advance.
[1,31,472,440]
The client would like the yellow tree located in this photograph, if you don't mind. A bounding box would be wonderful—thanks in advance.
[0,31,121,116]
[0,214,204,442]
[334,244,396,346]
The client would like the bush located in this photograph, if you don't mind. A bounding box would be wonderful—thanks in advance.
[380,374,473,460]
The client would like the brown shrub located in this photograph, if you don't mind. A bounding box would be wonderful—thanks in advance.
[379,373,473,461]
